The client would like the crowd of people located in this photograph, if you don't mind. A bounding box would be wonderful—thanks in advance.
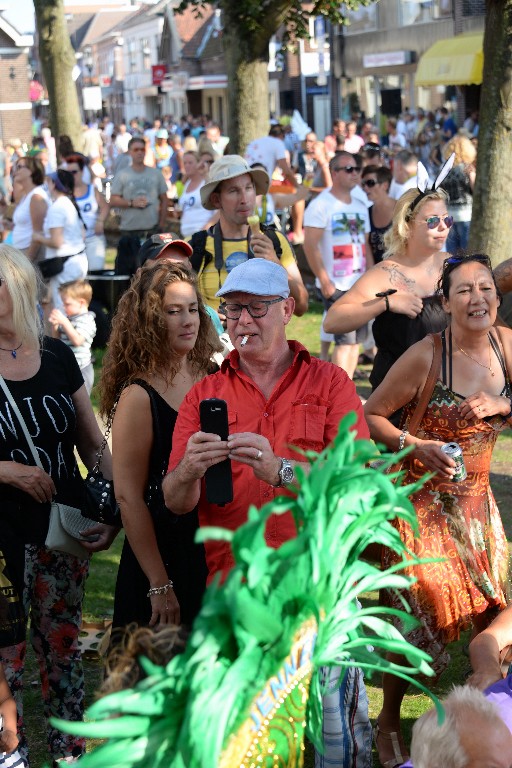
[0,101,511,768]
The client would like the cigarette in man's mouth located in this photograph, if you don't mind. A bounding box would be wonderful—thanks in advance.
[241,335,249,346]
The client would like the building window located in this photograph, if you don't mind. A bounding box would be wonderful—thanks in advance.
[141,38,151,70]
[343,3,378,34]
[399,0,452,26]
[128,40,137,72]
[462,0,485,15]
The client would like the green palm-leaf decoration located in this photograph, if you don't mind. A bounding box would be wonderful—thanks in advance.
[53,413,439,767]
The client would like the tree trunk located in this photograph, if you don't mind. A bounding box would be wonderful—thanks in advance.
[34,0,83,154]
[222,27,270,155]
[469,0,512,265]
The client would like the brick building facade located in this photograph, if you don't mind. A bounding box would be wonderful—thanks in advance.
[0,16,33,144]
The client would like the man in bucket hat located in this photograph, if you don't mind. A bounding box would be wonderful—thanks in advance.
[189,155,308,316]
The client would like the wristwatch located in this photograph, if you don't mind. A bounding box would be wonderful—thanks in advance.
[275,458,294,487]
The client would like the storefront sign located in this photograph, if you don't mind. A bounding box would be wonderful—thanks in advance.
[152,65,166,85]
[363,51,413,68]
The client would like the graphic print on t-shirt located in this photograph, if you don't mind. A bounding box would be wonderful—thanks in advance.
[225,251,249,273]
[331,213,366,279]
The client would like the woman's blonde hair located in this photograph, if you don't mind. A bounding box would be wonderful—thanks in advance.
[0,245,43,348]
[443,134,476,165]
[197,136,219,159]
[99,262,221,416]
[183,150,200,163]
[383,187,448,261]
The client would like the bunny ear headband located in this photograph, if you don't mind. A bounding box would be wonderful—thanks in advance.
[405,152,455,220]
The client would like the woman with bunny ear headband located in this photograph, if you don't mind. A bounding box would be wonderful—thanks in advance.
[324,156,455,422]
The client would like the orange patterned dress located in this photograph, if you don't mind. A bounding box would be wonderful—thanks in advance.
[382,379,511,677]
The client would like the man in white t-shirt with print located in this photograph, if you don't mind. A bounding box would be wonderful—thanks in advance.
[303,151,372,379]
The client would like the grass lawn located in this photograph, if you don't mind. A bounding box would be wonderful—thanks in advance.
[24,297,512,767]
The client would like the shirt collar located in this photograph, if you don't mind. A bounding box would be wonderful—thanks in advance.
[221,340,311,373]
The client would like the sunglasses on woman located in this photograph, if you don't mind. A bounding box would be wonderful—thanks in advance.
[361,179,379,188]
[424,215,454,229]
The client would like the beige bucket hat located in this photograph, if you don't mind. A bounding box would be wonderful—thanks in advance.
[200,155,269,210]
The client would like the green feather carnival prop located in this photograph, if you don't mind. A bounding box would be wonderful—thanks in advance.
[53,414,439,767]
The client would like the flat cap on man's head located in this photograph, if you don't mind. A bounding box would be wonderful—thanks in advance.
[216,258,290,299]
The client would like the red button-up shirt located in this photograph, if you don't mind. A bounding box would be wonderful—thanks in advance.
[169,341,369,582]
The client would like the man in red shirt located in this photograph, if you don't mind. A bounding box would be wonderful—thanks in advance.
[163,258,369,583]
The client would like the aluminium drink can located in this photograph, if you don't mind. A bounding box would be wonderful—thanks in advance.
[441,442,466,482]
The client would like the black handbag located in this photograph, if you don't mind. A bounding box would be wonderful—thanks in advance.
[83,403,121,527]
[38,256,70,279]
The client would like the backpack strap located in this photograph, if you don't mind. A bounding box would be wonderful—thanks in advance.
[189,228,212,273]
[261,224,283,260]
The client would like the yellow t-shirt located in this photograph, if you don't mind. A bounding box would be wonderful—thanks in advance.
[196,232,296,310]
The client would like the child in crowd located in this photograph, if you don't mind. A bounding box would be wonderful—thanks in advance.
[49,280,96,394]
[0,663,22,767]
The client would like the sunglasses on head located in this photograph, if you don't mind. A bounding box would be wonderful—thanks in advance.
[334,165,360,174]
[424,215,454,229]
[443,254,492,269]
[361,179,378,188]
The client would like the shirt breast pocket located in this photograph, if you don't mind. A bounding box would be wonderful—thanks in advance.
[287,398,328,454]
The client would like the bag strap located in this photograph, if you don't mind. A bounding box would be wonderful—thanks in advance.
[91,395,120,474]
[0,374,43,469]
[406,332,442,437]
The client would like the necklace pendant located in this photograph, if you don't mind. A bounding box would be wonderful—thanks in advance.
[11,350,17,359]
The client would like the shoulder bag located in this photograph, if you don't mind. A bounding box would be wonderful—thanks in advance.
[83,402,121,527]
[0,374,96,559]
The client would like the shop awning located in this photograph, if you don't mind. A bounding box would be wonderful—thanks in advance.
[415,31,483,86]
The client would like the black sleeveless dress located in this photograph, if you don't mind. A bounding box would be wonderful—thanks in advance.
[368,207,391,264]
[112,380,207,630]
[370,294,449,391]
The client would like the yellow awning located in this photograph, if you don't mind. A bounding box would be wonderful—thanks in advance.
[415,31,483,87]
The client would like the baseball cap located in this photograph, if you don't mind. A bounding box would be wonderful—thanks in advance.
[216,258,289,299]
[156,129,169,139]
[139,233,193,264]
[200,155,269,210]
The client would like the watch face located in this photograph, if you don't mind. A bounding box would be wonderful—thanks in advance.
[280,464,294,485]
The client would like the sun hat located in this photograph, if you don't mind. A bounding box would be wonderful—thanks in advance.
[139,233,193,264]
[216,258,289,299]
[200,155,269,210]
[156,129,169,139]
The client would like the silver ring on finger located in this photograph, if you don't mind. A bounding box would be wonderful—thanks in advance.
[256,449,263,460]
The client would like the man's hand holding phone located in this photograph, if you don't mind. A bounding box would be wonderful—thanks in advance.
[227,433,280,486]
[179,431,230,482]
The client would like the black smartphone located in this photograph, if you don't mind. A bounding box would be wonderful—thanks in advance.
[199,398,233,506]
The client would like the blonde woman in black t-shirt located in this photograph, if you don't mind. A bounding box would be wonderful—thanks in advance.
[0,245,118,764]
